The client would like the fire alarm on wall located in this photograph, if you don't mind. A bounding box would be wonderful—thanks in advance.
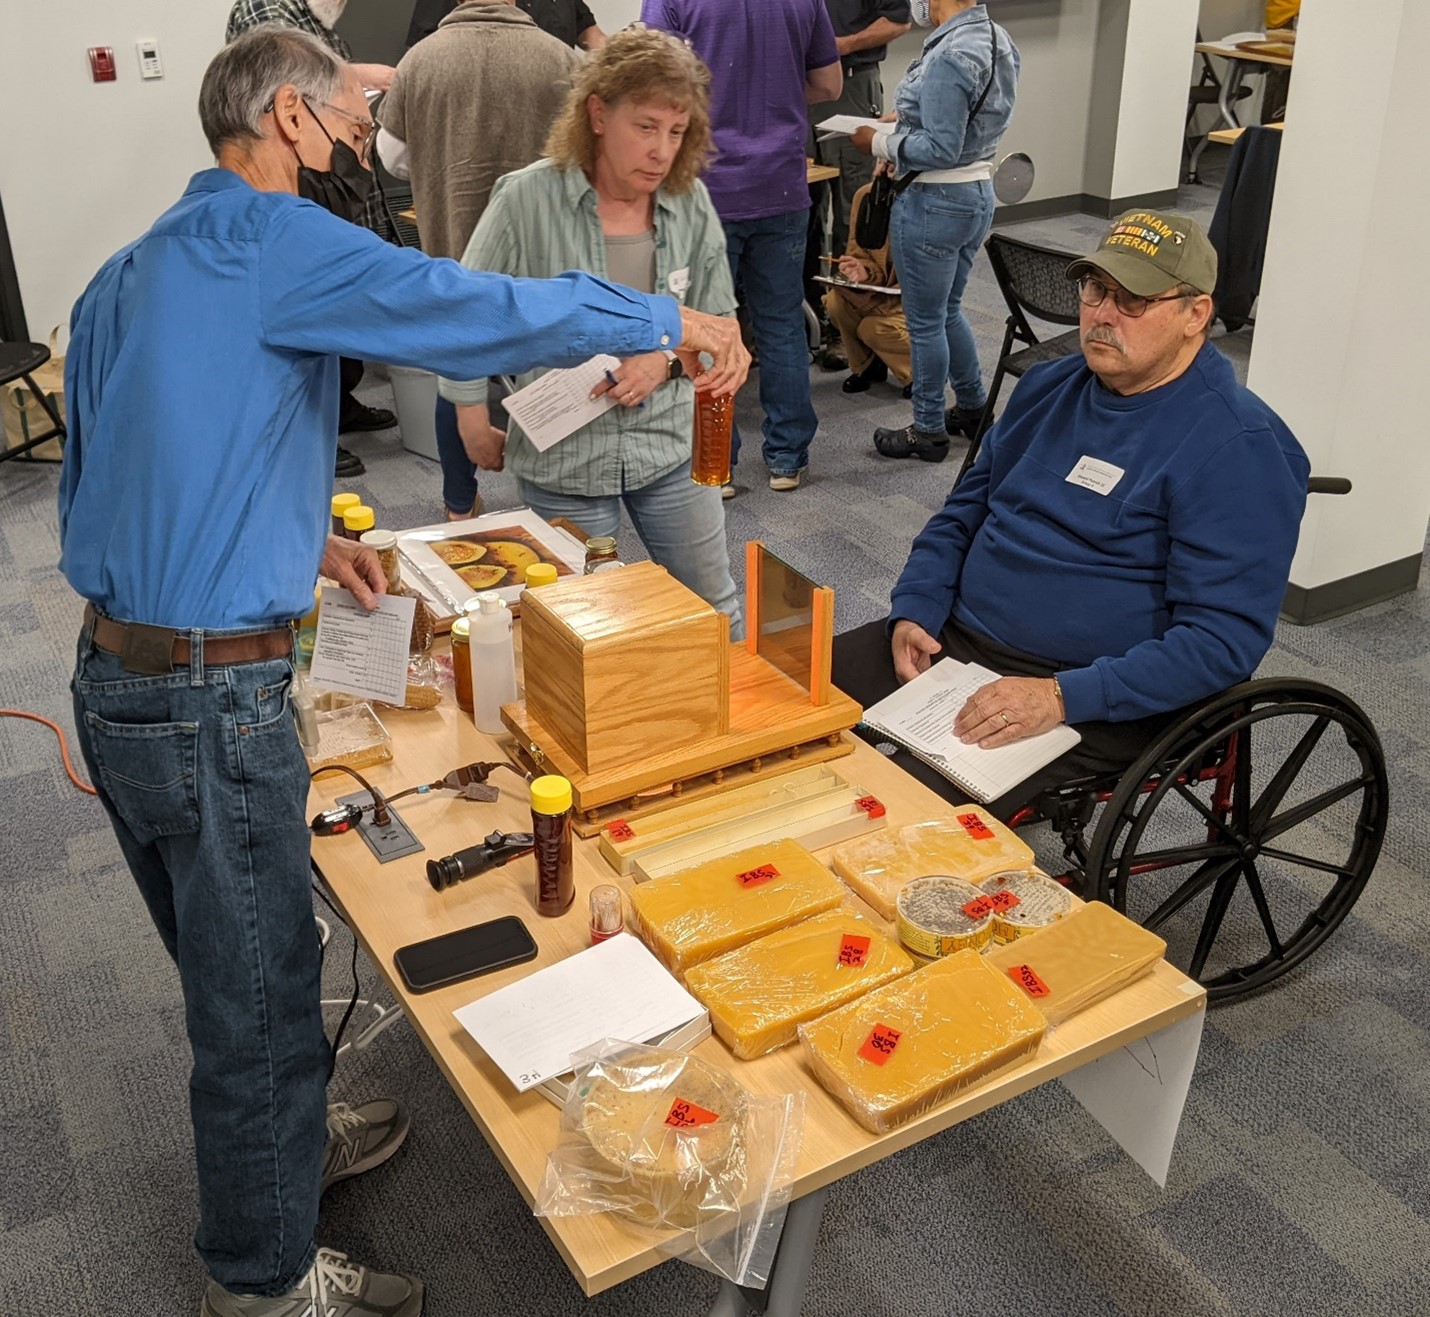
[88,46,117,83]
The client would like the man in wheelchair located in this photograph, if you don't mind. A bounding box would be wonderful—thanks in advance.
[834,210,1310,822]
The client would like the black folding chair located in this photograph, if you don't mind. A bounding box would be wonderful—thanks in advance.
[0,340,66,466]
[953,233,1083,485]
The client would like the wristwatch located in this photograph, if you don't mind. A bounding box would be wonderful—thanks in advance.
[663,350,684,383]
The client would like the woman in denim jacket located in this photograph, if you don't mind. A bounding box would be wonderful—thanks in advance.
[853,0,1018,462]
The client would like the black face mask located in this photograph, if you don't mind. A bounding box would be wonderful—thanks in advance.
[296,103,372,224]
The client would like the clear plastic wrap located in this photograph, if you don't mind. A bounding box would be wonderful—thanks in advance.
[895,875,994,958]
[685,908,915,1059]
[984,900,1166,1025]
[977,869,1074,944]
[798,950,1045,1134]
[829,811,1035,920]
[535,1040,805,1287]
[627,839,844,977]
[303,702,392,772]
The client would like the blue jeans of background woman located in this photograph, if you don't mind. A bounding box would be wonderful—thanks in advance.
[515,462,744,639]
[891,178,995,434]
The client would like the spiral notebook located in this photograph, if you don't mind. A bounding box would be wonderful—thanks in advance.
[860,659,1080,802]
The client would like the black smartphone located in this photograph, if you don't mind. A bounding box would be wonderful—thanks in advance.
[393,915,538,994]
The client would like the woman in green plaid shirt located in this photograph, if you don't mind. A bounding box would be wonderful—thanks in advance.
[440,27,744,633]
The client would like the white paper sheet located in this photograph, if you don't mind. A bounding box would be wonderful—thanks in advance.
[500,354,621,453]
[453,933,707,1092]
[308,587,416,707]
[815,114,884,140]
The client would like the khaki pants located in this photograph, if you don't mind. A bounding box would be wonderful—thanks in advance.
[824,288,912,384]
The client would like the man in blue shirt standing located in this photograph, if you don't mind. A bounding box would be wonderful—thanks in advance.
[832,212,1309,821]
[60,28,746,1317]
[642,0,843,492]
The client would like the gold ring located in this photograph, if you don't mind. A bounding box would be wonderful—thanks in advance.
[999,711,1010,726]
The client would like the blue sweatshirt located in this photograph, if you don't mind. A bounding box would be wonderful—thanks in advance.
[889,344,1309,724]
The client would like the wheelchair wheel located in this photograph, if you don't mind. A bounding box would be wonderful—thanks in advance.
[1083,679,1387,1004]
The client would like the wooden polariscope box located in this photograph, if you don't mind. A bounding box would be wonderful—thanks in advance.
[502,548,862,831]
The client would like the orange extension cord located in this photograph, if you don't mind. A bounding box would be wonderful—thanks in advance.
[0,710,97,795]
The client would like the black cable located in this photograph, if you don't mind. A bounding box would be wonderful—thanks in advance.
[312,862,362,1072]
[310,763,390,825]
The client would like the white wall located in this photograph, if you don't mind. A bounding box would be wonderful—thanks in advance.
[1246,0,1430,591]
[0,2,234,337]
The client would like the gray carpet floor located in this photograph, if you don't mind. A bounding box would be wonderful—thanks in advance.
[3,154,1428,1316]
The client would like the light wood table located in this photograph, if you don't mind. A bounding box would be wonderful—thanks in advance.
[1189,41,1293,182]
[1207,119,1284,146]
[309,688,1207,1312]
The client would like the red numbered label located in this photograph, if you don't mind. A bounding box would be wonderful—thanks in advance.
[736,863,780,888]
[957,812,995,841]
[665,1097,720,1129]
[605,819,635,842]
[1008,964,1050,998]
[858,1023,903,1065]
[854,795,886,820]
[962,895,996,920]
[837,934,872,968]
[987,889,1022,913]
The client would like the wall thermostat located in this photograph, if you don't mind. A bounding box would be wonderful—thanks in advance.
[136,39,163,80]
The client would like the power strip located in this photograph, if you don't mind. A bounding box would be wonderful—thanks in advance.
[336,791,424,863]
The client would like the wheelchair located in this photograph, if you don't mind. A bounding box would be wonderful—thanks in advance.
[1004,476,1387,1005]
[1014,676,1387,1004]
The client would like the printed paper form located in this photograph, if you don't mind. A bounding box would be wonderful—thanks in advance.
[815,114,884,140]
[500,354,621,453]
[308,587,416,707]
[863,658,1080,802]
[453,933,707,1092]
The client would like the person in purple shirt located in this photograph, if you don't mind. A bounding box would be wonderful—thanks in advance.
[642,0,842,491]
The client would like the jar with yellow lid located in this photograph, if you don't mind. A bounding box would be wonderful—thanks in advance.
[525,562,559,589]
[359,527,434,656]
[342,504,375,540]
[330,492,361,536]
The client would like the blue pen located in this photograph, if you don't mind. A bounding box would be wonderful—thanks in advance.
[604,368,644,409]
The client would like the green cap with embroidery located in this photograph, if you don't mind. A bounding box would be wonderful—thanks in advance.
[1067,210,1218,296]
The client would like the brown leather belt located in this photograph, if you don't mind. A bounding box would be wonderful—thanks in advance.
[85,605,293,674]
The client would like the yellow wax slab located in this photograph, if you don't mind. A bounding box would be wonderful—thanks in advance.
[686,909,916,1059]
[798,950,1045,1134]
[627,839,845,977]
[984,900,1166,1025]
[830,811,1034,920]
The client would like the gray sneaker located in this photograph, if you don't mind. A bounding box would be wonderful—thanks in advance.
[322,1098,410,1193]
[201,1247,423,1317]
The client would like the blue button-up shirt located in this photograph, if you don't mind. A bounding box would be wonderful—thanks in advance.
[59,169,682,629]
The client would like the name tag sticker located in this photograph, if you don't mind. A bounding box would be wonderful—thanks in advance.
[1066,456,1125,495]
[666,266,691,299]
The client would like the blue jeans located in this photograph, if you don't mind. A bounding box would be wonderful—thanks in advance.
[890,179,995,433]
[435,395,476,516]
[723,209,818,477]
[72,622,326,1297]
[516,461,744,639]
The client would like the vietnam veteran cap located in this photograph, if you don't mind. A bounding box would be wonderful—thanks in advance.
[1066,210,1217,297]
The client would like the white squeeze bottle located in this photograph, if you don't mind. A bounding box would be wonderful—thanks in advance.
[468,592,518,735]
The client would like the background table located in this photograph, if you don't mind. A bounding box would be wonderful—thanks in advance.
[309,689,1206,1311]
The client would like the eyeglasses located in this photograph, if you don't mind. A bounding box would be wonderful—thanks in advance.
[1076,275,1194,319]
[305,98,376,163]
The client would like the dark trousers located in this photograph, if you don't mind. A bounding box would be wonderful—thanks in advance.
[338,355,365,428]
[831,617,1185,821]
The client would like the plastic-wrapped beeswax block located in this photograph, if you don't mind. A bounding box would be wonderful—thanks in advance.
[830,811,1034,920]
[685,908,915,1059]
[798,950,1045,1134]
[627,839,844,977]
[984,900,1166,1024]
